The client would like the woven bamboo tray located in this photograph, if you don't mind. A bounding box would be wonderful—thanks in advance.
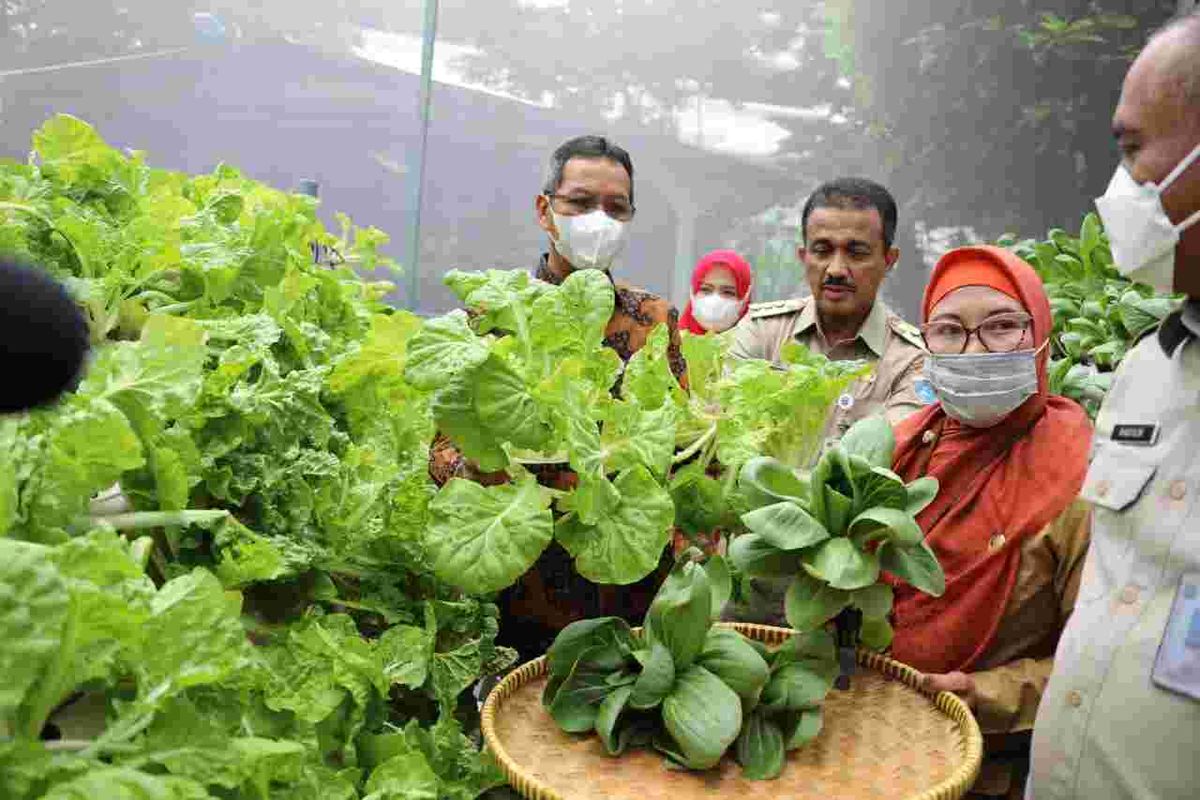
[481,622,982,800]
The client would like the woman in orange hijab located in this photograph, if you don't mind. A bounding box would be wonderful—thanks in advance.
[887,246,1092,799]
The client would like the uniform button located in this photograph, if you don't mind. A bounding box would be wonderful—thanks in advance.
[1120,585,1140,605]
[1066,690,1083,708]
[1095,480,1111,498]
[988,533,1006,553]
[922,430,937,445]
[1170,481,1187,501]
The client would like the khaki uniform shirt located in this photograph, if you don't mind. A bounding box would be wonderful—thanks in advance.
[730,295,927,451]
[1028,306,1200,800]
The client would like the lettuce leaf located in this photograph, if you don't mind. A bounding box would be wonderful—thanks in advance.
[426,477,554,594]
[555,466,674,585]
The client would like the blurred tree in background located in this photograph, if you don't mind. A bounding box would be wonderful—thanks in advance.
[446,1,1181,313]
[3,1,1188,316]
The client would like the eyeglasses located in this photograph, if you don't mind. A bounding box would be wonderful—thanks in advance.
[545,192,635,222]
[920,313,1034,354]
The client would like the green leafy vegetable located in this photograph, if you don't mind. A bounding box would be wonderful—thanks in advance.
[730,416,946,663]
[0,115,501,800]
[661,665,743,770]
[543,550,813,779]
[415,268,682,588]
[426,477,554,594]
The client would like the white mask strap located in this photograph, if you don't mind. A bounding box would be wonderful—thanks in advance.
[1160,142,1200,191]
[1176,206,1200,234]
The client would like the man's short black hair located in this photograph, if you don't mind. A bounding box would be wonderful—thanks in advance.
[542,135,635,204]
[801,177,899,249]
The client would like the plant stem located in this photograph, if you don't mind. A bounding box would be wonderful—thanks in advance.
[83,509,230,530]
[672,423,717,465]
[43,739,96,753]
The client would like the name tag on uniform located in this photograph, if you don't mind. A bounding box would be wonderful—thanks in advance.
[1152,572,1200,702]
[1112,423,1160,446]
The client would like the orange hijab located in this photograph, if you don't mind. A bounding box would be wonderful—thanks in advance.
[887,246,1092,675]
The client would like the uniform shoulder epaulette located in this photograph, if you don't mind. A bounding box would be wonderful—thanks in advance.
[888,316,925,350]
[748,296,806,320]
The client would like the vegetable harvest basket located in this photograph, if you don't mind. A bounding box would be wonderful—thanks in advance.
[481,623,983,800]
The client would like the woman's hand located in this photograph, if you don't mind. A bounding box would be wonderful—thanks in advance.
[922,671,977,710]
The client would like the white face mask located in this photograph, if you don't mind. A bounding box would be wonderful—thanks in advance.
[549,207,630,271]
[1095,143,1200,294]
[922,344,1044,428]
[691,292,744,332]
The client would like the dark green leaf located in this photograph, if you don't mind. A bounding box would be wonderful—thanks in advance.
[697,627,770,708]
[728,534,803,579]
[781,708,824,750]
[643,557,712,670]
[822,487,853,536]
[853,467,909,513]
[847,507,924,548]
[736,712,786,780]
[851,583,894,619]
[803,538,880,591]
[662,665,743,770]
[546,618,635,680]
[761,660,834,712]
[1079,212,1101,259]
[784,573,849,632]
[776,629,838,666]
[860,617,894,651]
[838,416,894,469]
[705,555,732,620]
[904,477,939,516]
[741,501,830,551]
[595,685,634,755]
[879,541,945,597]
[738,457,809,510]
[629,642,675,710]
[547,645,631,733]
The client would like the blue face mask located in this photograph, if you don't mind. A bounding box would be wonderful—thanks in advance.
[921,342,1046,428]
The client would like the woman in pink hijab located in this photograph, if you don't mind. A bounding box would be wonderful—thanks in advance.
[679,250,754,334]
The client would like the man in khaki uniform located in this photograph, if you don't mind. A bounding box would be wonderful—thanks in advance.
[1027,10,1200,799]
[725,178,926,628]
[732,177,927,450]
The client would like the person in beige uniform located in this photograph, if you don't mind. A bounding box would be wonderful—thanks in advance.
[731,177,926,451]
[1028,10,1200,800]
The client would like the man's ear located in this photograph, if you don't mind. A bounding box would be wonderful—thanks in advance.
[797,245,807,264]
[536,194,556,237]
[885,246,900,271]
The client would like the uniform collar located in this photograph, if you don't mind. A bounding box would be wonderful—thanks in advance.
[1158,300,1200,357]
[795,296,888,357]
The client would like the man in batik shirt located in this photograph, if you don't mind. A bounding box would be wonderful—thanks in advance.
[430,135,687,662]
